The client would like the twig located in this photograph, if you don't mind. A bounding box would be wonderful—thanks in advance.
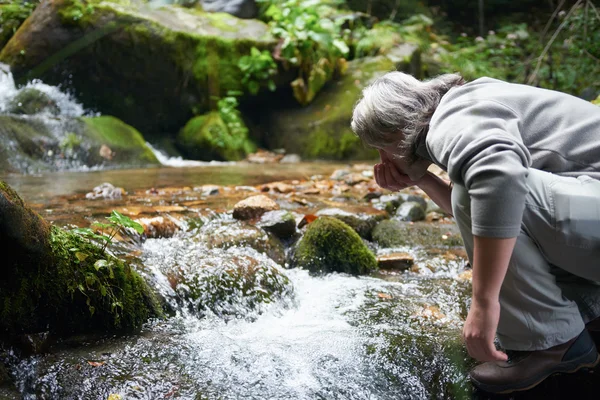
[527,0,583,85]
[540,0,566,42]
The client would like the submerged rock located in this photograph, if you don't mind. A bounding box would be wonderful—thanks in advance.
[6,87,59,115]
[291,216,377,275]
[145,239,294,319]
[395,201,426,222]
[0,114,160,174]
[197,218,285,265]
[0,181,163,338]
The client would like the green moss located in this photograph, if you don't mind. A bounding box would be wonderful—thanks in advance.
[593,95,600,106]
[176,111,256,161]
[0,1,38,50]
[292,216,377,275]
[81,116,159,164]
[0,181,163,336]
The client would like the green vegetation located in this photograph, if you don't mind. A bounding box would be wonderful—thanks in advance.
[0,0,39,48]
[238,46,278,94]
[0,180,162,336]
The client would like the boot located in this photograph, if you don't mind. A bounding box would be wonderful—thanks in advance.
[469,329,600,394]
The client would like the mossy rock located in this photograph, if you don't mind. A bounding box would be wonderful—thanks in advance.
[176,111,256,161]
[372,220,463,249]
[157,244,294,320]
[0,114,159,173]
[261,51,418,160]
[292,216,377,275]
[0,181,163,337]
[6,87,60,115]
[593,95,600,106]
[197,219,285,265]
[0,0,279,136]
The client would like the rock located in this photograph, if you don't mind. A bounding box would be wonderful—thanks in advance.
[0,114,160,174]
[0,181,163,337]
[232,194,279,220]
[160,245,293,319]
[245,149,284,164]
[261,55,402,161]
[330,169,351,180]
[291,216,378,275]
[395,201,425,222]
[198,219,285,265]
[0,0,278,136]
[272,182,295,194]
[377,252,414,271]
[85,183,125,200]
[373,220,463,248]
[201,0,258,19]
[6,88,59,115]
[138,216,183,238]
[316,207,388,240]
[176,111,256,161]
[257,210,298,240]
[196,184,221,196]
[280,154,301,163]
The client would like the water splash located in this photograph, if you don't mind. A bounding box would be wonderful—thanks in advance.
[146,142,237,167]
[0,63,88,118]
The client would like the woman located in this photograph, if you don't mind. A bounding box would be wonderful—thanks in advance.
[351,71,600,394]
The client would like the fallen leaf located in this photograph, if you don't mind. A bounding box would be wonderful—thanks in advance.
[377,292,393,300]
[87,361,105,367]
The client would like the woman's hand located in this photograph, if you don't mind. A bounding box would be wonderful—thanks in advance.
[463,298,508,362]
[374,150,421,191]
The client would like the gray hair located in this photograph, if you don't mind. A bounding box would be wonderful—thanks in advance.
[351,71,465,162]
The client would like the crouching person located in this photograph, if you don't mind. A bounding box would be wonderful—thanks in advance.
[351,70,600,394]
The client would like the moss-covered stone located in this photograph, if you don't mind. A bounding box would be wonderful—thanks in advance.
[593,95,600,106]
[0,181,163,337]
[6,87,59,115]
[0,0,279,136]
[372,220,463,248]
[81,115,159,164]
[176,111,256,161]
[261,52,417,160]
[292,216,377,275]
[197,219,285,265]
[0,114,159,173]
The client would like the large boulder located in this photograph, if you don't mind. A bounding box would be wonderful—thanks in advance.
[259,48,419,160]
[0,181,163,337]
[0,0,279,136]
[0,113,160,173]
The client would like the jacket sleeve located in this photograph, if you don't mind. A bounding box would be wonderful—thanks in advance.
[427,99,532,238]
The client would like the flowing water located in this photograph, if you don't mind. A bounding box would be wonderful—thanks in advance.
[0,66,477,400]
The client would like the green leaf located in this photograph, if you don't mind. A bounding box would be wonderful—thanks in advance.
[94,259,108,270]
[248,80,260,95]
[75,252,89,262]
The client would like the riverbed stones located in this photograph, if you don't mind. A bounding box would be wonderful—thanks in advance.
[256,210,298,240]
[376,252,414,271]
[232,194,279,220]
[7,88,59,115]
[372,220,463,249]
[395,201,425,222]
[291,216,377,275]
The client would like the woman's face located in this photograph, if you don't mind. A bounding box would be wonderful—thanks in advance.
[377,143,431,181]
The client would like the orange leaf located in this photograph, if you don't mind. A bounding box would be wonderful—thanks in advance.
[377,293,392,300]
[87,361,105,367]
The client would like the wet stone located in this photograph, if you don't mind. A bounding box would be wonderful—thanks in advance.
[257,210,298,239]
[85,182,125,199]
[232,194,279,220]
[330,169,351,180]
[138,216,183,239]
[376,252,414,271]
[196,184,220,196]
[395,201,425,222]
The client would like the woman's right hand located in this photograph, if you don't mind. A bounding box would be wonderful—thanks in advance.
[374,151,420,191]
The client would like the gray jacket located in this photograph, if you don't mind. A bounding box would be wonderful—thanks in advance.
[418,77,600,238]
